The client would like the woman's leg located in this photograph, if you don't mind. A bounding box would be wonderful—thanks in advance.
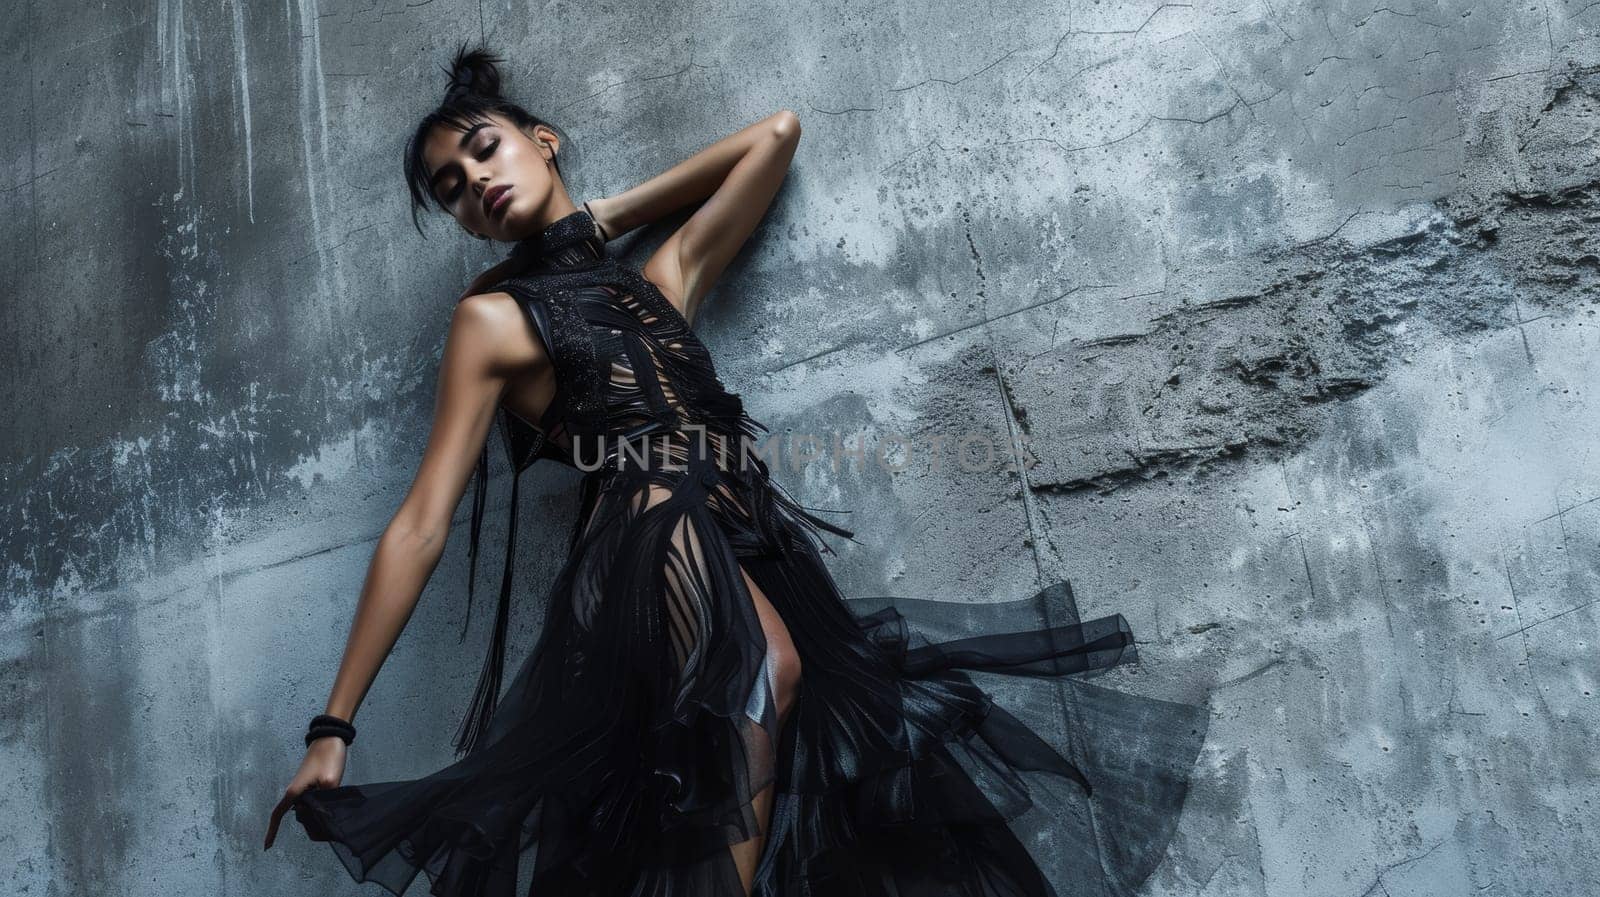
[639,481,800,895]
[727,564,801,895]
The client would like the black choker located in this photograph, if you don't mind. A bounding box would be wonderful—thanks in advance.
[507,208,601,269]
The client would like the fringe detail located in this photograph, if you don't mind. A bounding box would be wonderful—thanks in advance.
[460,441,490,640]
[453,460,523,757]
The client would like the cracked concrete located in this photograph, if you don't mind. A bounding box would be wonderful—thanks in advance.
[1013,173,1600,493]
[4,1,1599,895]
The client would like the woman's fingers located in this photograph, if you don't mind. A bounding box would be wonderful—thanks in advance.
[263,742,346,850]
[263,783,301,850]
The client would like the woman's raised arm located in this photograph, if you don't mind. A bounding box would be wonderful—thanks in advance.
[587,109,802,324]
[264,293,535,849]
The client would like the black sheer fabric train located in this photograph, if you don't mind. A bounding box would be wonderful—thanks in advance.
[293,208,1208,897]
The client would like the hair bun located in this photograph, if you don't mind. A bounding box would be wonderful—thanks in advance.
[444,44,504,101]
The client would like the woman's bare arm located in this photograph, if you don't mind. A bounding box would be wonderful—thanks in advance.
[318,297,523,721]
[586,109,801,324]
[264,293,538,849]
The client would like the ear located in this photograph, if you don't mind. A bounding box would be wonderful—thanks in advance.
[529,123,560,160]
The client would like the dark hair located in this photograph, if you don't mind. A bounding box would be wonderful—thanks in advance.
[402,44,566,236]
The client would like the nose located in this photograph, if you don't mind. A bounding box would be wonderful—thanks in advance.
[462,157,490,197]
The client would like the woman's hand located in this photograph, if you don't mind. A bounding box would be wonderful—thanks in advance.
[263,736,348,850]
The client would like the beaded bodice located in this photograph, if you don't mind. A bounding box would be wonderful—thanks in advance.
[482,208,759,475]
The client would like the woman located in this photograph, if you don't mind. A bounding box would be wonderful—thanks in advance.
[263,46,1204,897]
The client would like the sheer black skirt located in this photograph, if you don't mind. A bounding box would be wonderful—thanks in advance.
[294,447,1207,896]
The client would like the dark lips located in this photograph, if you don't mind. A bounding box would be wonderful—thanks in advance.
[484,185,511,218]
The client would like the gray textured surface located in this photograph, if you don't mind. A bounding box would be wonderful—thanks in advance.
[4,1,1599,894]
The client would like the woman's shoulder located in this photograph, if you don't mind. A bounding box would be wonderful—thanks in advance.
[454,288,523,324]
[451,290,549,367]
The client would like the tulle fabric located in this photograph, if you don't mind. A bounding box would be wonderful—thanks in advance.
[295,452,1206,897]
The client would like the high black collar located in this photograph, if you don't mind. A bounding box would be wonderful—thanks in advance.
[505,207,604,270]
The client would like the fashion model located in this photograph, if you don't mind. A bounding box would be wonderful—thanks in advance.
[263,45,1203,897]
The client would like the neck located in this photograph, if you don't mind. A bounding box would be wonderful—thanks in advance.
[504,205,604,273]
[526,198,580,239]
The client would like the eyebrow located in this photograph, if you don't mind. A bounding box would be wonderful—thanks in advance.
[428,122,492,194]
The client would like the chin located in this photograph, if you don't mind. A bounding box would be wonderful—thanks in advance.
[499,207,540,241]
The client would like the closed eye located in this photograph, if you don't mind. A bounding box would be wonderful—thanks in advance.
[441,138,501,205]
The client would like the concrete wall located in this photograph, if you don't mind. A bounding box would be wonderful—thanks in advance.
[4,1,1598,894]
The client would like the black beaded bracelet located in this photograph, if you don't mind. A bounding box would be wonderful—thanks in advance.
[305,713,356,748]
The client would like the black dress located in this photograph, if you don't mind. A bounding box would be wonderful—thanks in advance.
[294,208,1207,897]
